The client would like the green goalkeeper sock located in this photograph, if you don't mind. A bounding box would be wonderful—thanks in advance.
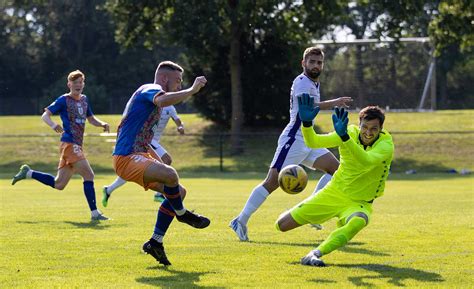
[316,216,366,256]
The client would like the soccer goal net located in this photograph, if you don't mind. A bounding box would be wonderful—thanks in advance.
[314,38,434,111]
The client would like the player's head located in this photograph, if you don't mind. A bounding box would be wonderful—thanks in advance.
[67,70,85,96]
[358,106,385,146]
[302,47,324,80]
[154,61,184,92]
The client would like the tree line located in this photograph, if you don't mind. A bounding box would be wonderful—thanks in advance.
[1,0,472,151]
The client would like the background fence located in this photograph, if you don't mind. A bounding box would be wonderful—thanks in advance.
[1,131,473,176]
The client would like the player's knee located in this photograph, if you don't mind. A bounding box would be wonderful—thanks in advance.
[54,182,66,190]
[275,213,292,232]
[163,166,179,185]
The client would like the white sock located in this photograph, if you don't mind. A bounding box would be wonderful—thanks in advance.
[312,173,332,196]
[106,176,127,194]
[175,208,186,216]
[238,185,270,225]
[26,170,33,178]
[91,209,102,217]
[152,233,164,243]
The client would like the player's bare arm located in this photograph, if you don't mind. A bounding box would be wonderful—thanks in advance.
[173,118,185,134]
[87,115,110,132]
[41,109,63,133]
[154,76,207,107]
[317,96,353,109]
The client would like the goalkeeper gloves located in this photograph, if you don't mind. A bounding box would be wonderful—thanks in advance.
[297,93,320,127]
[332,107,349,141]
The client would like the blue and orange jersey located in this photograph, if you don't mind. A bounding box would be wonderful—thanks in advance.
[46,94,93,146]
[113,84,164,156]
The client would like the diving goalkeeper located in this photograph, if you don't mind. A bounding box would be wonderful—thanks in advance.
[275,93,394,267]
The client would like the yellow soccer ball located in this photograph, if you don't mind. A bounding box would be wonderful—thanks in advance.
[278,165,308,194]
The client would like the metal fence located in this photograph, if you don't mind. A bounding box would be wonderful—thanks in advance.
[1,131,473,174]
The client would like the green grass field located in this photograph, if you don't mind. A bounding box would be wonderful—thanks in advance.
[1,112,473,288]
[1,173,473,288]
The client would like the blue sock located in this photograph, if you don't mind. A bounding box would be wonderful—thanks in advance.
[83,181,97,211]
[153,199,175,236]
[163,185,183,212]
[31,171,55,188]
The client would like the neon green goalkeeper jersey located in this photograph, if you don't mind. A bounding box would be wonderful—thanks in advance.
[302,124,394,202]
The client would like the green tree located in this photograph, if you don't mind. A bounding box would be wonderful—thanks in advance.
[429,0,473,56]
[105,0,346,153]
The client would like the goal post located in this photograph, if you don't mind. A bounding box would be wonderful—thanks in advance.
[312,37,435,111]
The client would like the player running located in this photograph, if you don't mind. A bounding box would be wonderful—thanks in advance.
[230,47,353,241]
[276,94,394,267]
[11,70,110,221]
[112,61,210,265]
[102,105,185,205]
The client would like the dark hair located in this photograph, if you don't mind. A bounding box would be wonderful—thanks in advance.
[359,106,385,126]
[303,47,324,61]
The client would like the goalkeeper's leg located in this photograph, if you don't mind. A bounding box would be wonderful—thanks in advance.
[316,214,367,256]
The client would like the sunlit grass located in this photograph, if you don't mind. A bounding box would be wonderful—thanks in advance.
[1,173,473,288]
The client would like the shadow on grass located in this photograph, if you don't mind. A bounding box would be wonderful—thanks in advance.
[251,240,386,257]
[136,267,223,288]
[333,263,444,287]
[64,221,111,230]
[249,240,323,248]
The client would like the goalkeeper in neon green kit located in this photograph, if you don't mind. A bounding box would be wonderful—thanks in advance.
[276,93,394,267]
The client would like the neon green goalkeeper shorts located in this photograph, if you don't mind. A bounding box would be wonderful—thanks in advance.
[289,185,373,226]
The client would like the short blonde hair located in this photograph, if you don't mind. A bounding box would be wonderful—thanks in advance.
[67,70,85,82]
[303,47,324,61]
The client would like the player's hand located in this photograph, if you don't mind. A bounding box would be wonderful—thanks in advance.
[332,107,349,140]
[298,93,320,124]
[177,125,185,134]
[191,76,207,94]
[102,123,110,133]
[53,124,64,133]
[333,96,353,109]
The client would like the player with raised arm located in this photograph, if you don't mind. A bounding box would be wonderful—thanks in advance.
[11,70,110,221]
[230,47,353,241]
[276,94,394,266]
[102,105,185,205]
[112,61,210,265]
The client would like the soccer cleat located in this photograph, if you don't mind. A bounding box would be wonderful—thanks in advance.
[11,164,30,185]
[153,193,165,203]
[102,186,110,207]
[91,211,110,221]
[176,210,210,229]
[300,250,326,267]
[142,239,171,265]
[229,217,249,241]
[309,223,324,230]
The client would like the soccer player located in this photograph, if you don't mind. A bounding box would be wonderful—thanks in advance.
[230,47,353,241]
[102,105,185,205]
[276,93,394,267]
[11,70,110,221]
[112,61,210,265]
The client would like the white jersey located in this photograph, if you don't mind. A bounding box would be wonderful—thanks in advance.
[281,73,320,140]
[270,73,328,171]
[152,105,179,143]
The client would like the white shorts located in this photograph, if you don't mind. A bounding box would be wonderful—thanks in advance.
[150,139,168,158]
[270,134,330,171]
